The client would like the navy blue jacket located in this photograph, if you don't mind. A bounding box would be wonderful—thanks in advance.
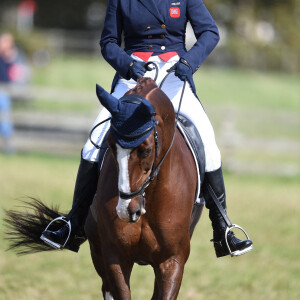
[100,0,219,80]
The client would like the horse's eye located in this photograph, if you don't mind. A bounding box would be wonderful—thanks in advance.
[138,147,151,158]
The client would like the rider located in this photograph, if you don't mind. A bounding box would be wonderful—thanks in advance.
[41,0,253,257]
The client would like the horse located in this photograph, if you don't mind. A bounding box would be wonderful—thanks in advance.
[4,77,203,299]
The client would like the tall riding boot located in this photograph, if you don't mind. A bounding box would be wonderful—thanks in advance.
[41,158,99,252]
[203,167,253,257]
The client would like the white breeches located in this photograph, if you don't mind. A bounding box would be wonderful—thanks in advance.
[83,55,221,172]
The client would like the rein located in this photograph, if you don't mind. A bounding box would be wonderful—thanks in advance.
[90,62,186,200]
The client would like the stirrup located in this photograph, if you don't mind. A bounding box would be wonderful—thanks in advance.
[40,216,71,250]
[225,224,253,257]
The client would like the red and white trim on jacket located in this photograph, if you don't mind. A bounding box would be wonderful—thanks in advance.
[132,51,178,62]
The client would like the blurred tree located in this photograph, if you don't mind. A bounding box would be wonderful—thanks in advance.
[0,0,107,30]
[206,0,300,71]
[0,0,298,71]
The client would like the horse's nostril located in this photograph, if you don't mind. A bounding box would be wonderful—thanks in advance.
[129,210,141,223]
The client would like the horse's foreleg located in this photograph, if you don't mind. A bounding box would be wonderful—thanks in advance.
[153,257,185,300]
[86,213,133,299]
[104,254,133,300]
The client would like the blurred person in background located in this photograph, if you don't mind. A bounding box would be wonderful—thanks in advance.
[41,0,253,258]
[0,33,15,153]
[0,32,30,84]
[0,32,31,154]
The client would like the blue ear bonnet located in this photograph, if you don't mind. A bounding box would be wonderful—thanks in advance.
[96,84,156,148]
[110,94,156,148]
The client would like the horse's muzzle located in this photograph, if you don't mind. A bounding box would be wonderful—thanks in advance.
[128,209,141,223]
[116,195,146,223]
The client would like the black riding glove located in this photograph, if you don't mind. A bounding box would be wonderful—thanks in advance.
[168,58,193,81]
[128,60,147,81]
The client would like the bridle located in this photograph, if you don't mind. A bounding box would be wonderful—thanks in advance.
[90,62,186,200]
[118,115,159,200]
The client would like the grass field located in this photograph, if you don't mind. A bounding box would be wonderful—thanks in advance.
[30,56,300,112]
[0,153,299,299]
[1,55,299,299]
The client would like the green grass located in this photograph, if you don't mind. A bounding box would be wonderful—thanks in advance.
[30,55,300,112]
[0,153,299,299]
[32,55,114,92]
[195,67,300,111]
[17,97,97,113]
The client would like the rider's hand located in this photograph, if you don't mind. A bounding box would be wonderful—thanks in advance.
[168,58,193,81]
[128,60,146,81]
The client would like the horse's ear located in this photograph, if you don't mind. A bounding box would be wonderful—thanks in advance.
[96,84,119,114]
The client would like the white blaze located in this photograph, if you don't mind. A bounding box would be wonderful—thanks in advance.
[116,144,132,220]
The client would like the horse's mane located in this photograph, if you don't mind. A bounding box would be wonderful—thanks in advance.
[125,77,174,118]
[125,77,158,98]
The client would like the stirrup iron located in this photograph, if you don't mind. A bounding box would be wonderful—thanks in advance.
[225,224,253,257]
[40,216,71,250]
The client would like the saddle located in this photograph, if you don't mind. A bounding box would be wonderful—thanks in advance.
[177,114,206,236]
[177,114,205,200]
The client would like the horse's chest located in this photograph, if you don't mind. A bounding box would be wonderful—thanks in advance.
[113,218,187,264]
[140,224,160,250]
[138,221,182,261]
[117,223,158,249]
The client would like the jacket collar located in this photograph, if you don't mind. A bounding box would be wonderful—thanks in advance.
[138,0,164,23]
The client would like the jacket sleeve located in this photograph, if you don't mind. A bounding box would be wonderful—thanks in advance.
[181,0,220,73]
[100,0,133,79]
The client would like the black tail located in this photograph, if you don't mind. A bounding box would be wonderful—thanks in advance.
[3,198,66,255]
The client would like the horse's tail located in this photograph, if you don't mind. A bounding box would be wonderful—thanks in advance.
[3,197,65,255]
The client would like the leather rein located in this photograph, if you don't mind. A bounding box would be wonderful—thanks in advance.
[90,62,186,200]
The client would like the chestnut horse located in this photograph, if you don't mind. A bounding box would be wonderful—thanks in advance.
[4,78,203,299]
[85,77,201,299]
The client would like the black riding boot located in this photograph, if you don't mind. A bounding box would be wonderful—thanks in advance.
[203,167,253,257]
[41,158,99,252]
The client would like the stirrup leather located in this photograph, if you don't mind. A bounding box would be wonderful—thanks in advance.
[40,216,71,250]
[225,224,253,257]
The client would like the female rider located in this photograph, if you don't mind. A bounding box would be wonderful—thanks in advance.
[41,0,253,258]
